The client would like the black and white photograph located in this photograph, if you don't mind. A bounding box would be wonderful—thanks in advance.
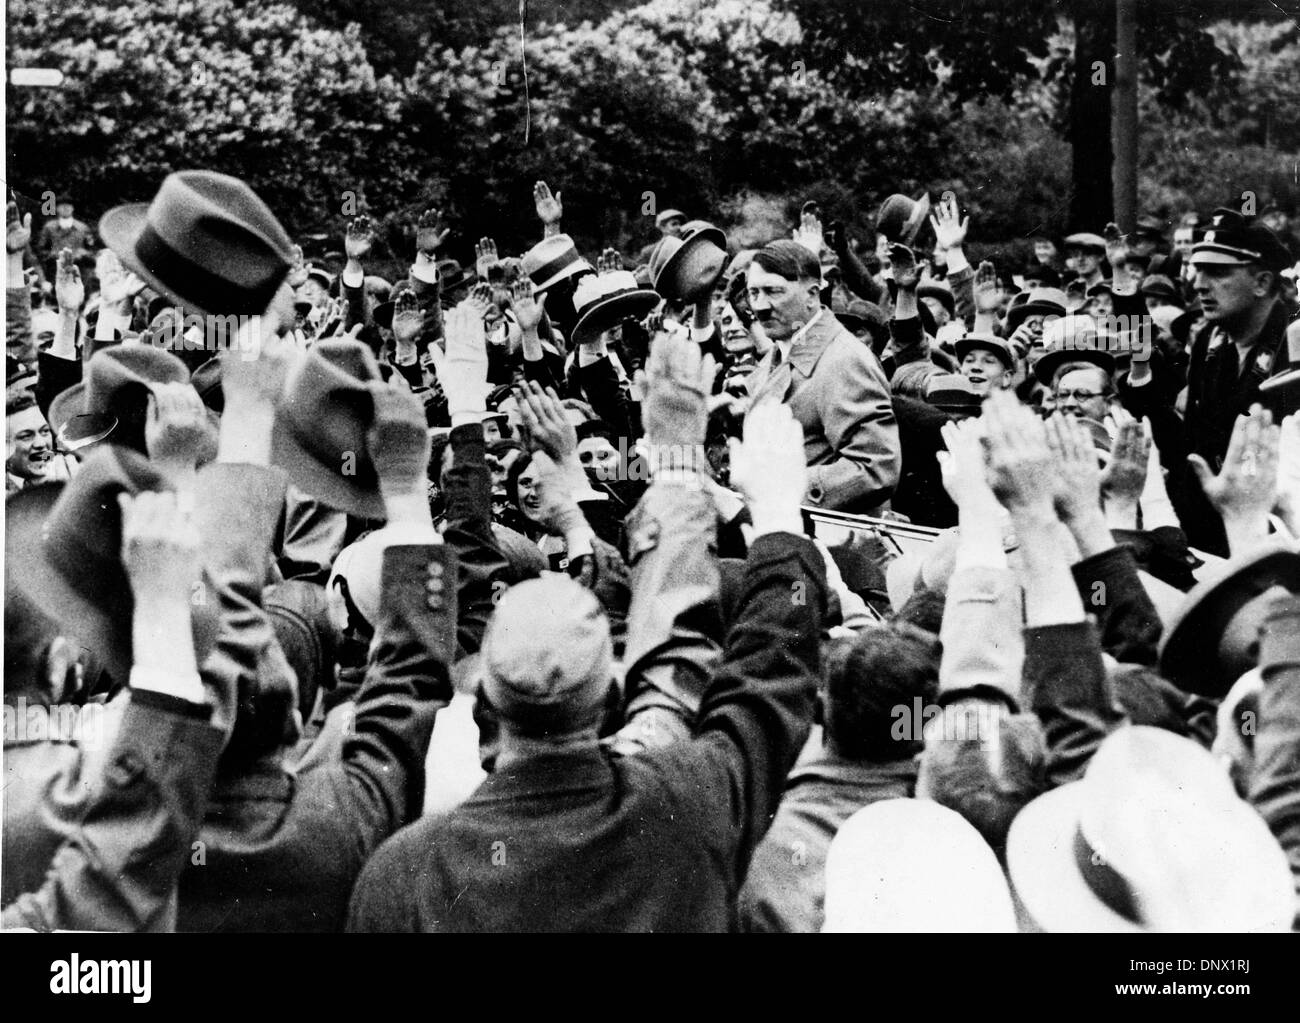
[2,0,1300,973]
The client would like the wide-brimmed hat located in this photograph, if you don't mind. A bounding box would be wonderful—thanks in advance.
[1064,232,1107,254]
[1005,286,1068,333]
[1157,540,1300,697]
[270,338,387,519]
[570,271,661,346]
[954,332,1016,370]
[876,193,932,245]
[917,283,955,319]
[823,799,1016,932]
[1033,315,1116,385]
[521,234,593,294]
[1007,726,1293,932]
[99,170,294,317]
[436,259,476,294]
[5,448,219,683]
[648,223,729,303]
[47,345,194,449]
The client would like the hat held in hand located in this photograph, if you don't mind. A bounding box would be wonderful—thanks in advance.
[271,338,387,520]
[648,222,728,303]
[99,170,294,317]
[5,447,219,684]
[876,193,932,245]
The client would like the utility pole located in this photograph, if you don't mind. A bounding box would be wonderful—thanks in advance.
[1112,0,1138,232]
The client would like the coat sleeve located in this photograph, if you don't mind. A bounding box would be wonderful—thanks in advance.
[338,544,458,852]
[1,691,225,932]
[939,565,1024,706]
[1249,597,1300,928]
[806,341,901,511]
[441,422,511,656]
[1022,621,1126,786]
[1070,544,1162,667]
[653,533,827,877]
[612,480,724,754]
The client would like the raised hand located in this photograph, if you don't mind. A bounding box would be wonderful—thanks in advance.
[514,379,577,462]
[1043,412,1104,525]
[7,203,32,253]
[1100,408,1150,517]
[345,215,375,262]
[392,288,424,350]
[438,299,491,420]
[1188,403,1280,553]
[527,450,590,537]
[928,193,969,252]
[533,181,563,226]
[728,400,807,536]
[467,281,493,320]
[937,417,998,516]
[792,208,824,257]
[55,249,84,313]
[643,331,715,454]
[146,382,211,482]
[511,278,547,334]
[889,242,920,290]
[980,391,1056,517]
[287,244,308,288]
[475,237,499,279]
[118,490,200,604]
[597,248,622,275]
[973,260,1005,314]
[416,208,449,256]
[367,384,432,501]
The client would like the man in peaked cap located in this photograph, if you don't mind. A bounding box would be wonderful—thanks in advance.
[1128,207,1296,554]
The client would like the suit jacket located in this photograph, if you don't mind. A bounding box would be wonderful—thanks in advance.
[176,543,457,932]
[746,311,900,513]
[346,531,828,932]
[737,755,915,933]
[2,691,225,932]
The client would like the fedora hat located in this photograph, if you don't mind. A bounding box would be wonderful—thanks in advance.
[954,332,1016,370]
[5,448,219,683]
[824,799,1016,932]
[436,259,476,295]
[47,345,194,449]
[521,234,593,294]
[654,208,686,228]
[924,372,982,416]
[1004,286,1068,333]
[1157,540,1300,697]
[917,283,955,319]
[1033,315,1116,385]
[1007,726,1293,932]
[270,338,387,519]
[570,271,660,346]
[99,170,294,317]
[876,192,931,245]
[648,222,728,303]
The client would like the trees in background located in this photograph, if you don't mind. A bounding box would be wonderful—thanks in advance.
[7,0,1299,264]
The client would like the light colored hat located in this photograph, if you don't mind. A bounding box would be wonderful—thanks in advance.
[478,575,613,735]
[570,270,660,346]
[520,234,593,293]
[822,799,1017,932]
[654,208,686,228]
[1007,725,1294,932]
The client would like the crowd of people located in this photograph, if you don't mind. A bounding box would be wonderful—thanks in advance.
[4,165,1300,932]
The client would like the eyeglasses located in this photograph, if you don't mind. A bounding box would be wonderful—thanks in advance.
[1053,390,1105,402]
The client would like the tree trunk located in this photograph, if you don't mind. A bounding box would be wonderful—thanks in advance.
[1068,0,1116,231]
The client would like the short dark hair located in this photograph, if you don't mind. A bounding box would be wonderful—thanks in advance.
[6,392,38,418]
[752,239,821,283]
[824,624,941,763]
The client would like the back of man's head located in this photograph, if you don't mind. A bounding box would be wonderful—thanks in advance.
[823,625,940,763]
[917,701,1048,857]
[479,575,614,738]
